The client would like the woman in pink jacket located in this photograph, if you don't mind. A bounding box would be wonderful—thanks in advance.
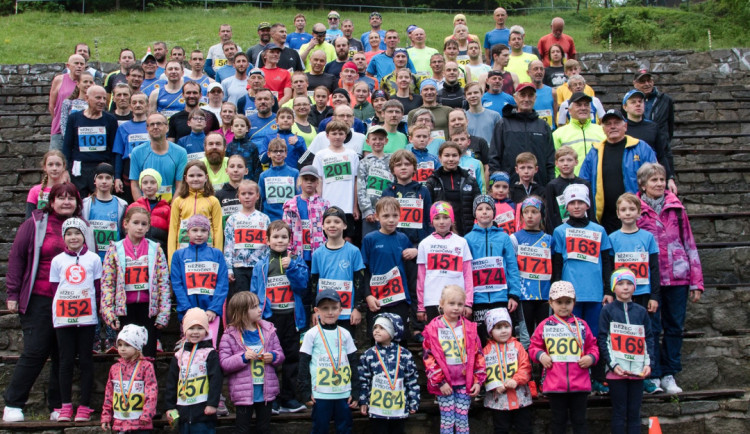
[636,162,704,395]
[219,292,285,434]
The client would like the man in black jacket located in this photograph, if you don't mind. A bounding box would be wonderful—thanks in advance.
[622,89,674,183]
[488,83,556,186]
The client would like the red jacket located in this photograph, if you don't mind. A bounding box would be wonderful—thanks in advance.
[128,197,171,232]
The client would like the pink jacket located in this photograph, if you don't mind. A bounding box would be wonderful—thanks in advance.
[637,191,704,290]
[282,194,329,257]
[101,357,158,431]
[529,315,599,393]
[423,316,486,396]
[218,322,284,406]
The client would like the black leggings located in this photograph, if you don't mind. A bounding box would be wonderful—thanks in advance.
[119,302,158,358]
[547,392,588,434]
[235,402,273,434]
[56,325,96,406]
[491,405,533,434]
[609,379,643,434]
[269,311,300,403]
[521,300,549,338]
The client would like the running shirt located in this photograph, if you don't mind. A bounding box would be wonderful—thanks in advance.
[552,221,612,302]
[155,85,185,120]
[311,242,365,320]
[608,229,659,296]
[417,233,472,307]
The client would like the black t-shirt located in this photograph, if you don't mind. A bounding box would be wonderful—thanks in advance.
[257,47,304,72]
[467,136,489,166]
[393,94,423,115]
[324,60,346,80]
[167,109,219,142]
[543,66,566,88]
[306,73,338,94]
[601,138,627,233]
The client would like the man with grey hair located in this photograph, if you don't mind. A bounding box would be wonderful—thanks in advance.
[308,104,366,155]
[506,25,538,83]
[341,19,364,56]
[49,53,86,150]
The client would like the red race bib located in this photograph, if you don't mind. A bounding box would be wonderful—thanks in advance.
[397,198,424,229]
[565,228,602,263]
[185,261,219,296]
[267,275,294,309]
[614,252,649,285]
[517,245,552,281]
[427,252,462,272]
[370,266,405,306]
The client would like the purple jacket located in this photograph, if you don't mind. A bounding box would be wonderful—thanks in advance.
[218,322,284,406]
[637,191,704,291]
[6,209,94,314]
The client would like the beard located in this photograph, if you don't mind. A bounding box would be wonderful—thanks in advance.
[207,150,224,165]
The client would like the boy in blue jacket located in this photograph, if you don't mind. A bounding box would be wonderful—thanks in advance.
[250,220,309,414]
[259,138,300,221]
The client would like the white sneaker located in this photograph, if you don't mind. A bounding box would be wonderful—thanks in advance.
[49,410,60,421]
[3,406,24,422]
[661,375,683,394]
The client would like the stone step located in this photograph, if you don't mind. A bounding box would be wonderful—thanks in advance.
[697,246,750,284]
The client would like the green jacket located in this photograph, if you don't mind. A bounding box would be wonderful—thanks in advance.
[552,118,605,176]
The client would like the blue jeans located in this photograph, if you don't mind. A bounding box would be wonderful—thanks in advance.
[179,421,215,433]
[572,301,602,337]
[652,285,689,377]
[311,398,352,434]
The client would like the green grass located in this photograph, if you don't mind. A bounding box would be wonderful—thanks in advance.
[0,6,741,65]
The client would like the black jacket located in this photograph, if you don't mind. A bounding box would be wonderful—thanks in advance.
[544,176,595,233]
[425,166,481,236]
[644,88,675,179]
[166,340,223,425]
[438,81,466,109]
[626,118,673,179]
[489,104,556,186]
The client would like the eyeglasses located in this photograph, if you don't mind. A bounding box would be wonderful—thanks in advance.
[270,150,286,154]
[293,103,310,108]
[314,31,326,36]
[147,122,166,127]
[190,117,206,122]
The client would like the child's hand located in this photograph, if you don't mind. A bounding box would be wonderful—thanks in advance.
[504,379,517,389]
[366,295,381,312]
[648,300,659,313]
[245,348,257,360]
[262,352,273,363]
[613,365,626,376]
[539,353,553,369]
[440,383,453,395]
[348,397,358,408]
[417,312,427,322]
[229,273,236,283]
[281,251,292,269]
[289,135,298,145]
[350,309,362,325]
[101,422,110,431]
[602,295,613,305]
[360,404,368,415]
[469,383,481,397]
[366,214,377,223]
[166,410,175,423]
[204,405,217,415]
[507,299,518,312]
[494,384,506,394]
[311,315,319,326]
[306,396,315,406]
[206,310,217,323]
[640,366,651,378]
[402,248,418,260]
[578,355,594,369]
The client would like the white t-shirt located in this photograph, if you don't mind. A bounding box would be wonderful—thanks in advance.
[300,325,357,400]
[49,250,103,327]
[308,130,365,156]
[312,147,360,214]
[417,233,473,307]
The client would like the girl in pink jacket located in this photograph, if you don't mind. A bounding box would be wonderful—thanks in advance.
[423,285,486,434]
[529,281,599,434]
[219,292,285,434]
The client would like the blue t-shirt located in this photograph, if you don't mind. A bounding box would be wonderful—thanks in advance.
[237,95,258,118]
[366,52,416,82]
[287,32,313,50]
[511,229,554,301]
[248,113,278,150]
[128,142,188,201]
[360,230,412,305]
[325,28,344,44]
[140,78,163,97]
[466,109,501,145]
[258,164,300,222]
[88,198,122,260]
[459,155,484,192]
[241,329,265,402]
[215,65,236,84]
[484,29,510,52]
[608,229,659,296]
[552,221,612,302]
[361,30,387,52]
[113,120,148,160]
[534,85,556,129]
[311,242,365,320]
[482,92,515,116]
[296,196,312,262]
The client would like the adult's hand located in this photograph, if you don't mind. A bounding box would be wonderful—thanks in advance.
[7,300,18,314]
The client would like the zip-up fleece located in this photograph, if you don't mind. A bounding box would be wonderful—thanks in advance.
[170,241,229,318]
[464,223,522,304]
[167,188,224,264]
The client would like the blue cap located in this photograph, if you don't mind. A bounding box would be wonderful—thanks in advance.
[622,89,645,106]
[489,171,510,185]
[316,289,341,306]
[420,78,438,92]
[263,42,283,52]
[394,48,408,56]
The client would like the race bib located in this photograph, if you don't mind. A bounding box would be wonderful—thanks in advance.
[427,252,462,272]
[315,354,351,394]
[556,194,569,222]
[365,167,392,197]
[77,126,107,152]
[158,184,172,197]
[369,266,405,306]
[233,218,266,250]
[484,349,518,390]
[610,322,646,364]
[53,287,95,327]
[247,344,265,385]
[265,177,295,204]
[127,133,149,153]
[494,210,516,234]
[37,191,49,210]
[544,324,582,362]
[471,256,507,293]
[517,245,552,281]
[112,380,145,420]
[322,156,353,183]
[124,256,149,292]
[162,110,178,120]
[537,109,553,128]
[185,261,219,296]
[319,279,352,316]
[301,220,312,251]
[369,375,405,418]
[215,58,228,68]
[221,204,241,228]
[187,151,205,162]
[414,161,434,183]
[90,219,117,252]
[397,198,423,229]
[438,326,465,365]
[614,252,649,285]
[177,362,209,405]
[565,228,602,264]
[430,130,445,140]
[267,275,294,310]
[456,54,470,66]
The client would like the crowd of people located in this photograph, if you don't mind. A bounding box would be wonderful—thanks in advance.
[3,8,705,434]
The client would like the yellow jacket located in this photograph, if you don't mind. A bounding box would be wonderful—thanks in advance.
[167,188,224,264]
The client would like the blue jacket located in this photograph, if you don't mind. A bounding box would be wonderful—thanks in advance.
[464,223,521,304]
[259,129,308,169]
[171,242,229,318]
[258,164,300,222]
[579,136,656,222]
[250,251,309,330]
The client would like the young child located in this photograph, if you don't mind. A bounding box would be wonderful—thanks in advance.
[488,172,516,235]
[423,285,486,434]
[358,125,393,236]
[417,202,474,322]
[26,150,66,218]
[298,290,360,434]
[259,138,300,222]
[465,195,523,345]
[598,269,655,433]
[552,184,612,394]
[50,217,103,422]
[483,308,533,434]
[101,206,171,358]
[101,325,158,432]
[510,196,554,338]
[555,59,595,106]
[126,169,171,254]
[382,150,433,247]
[529,281,599,434]
[168,160,224,264]
[425,142,481,236]
[361,198,415,339]
[311,206,366,336]
[171,215,230,348]
[408,124,441,185]
[509,152,545,205]
[224,180,271,301]
[166,308,224,432]
[250,220,310,413]
[226,114,262,181]
[451,127,485,193]
[260,107,307,169]
[215,154,249,230]
[83,162,128,261]
[358,313,421,433]
[312,120,360,242]
[219,292,285,434]
[283,165,330,265]
[177,108,208,161]
[544,146,594,233]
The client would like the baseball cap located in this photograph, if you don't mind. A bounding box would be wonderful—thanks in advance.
[299,165,321,179]
[248,68,265,77]
[601,109,626,123]
[622,89,645,105]
[316,289,341,306]
[515,82,536,94]
[328,11,340,19]
[258,22,271,30]
[322,206,347,224]
[633,68,652,81]
[568,91,592,104]
[141,51,156,63]
[263,43,283,52]
[549,281,576,300]
[207,82,223,93]
[367,125,388,137]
